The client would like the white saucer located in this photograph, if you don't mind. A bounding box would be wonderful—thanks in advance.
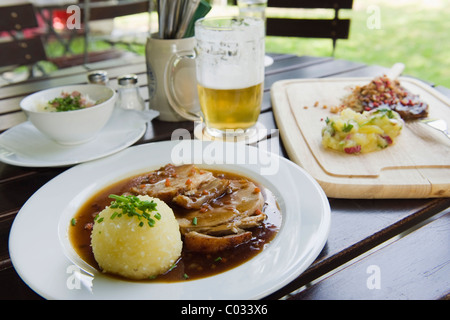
[265,55,274,67]
[0,108,156,167]
[193,122,268,144]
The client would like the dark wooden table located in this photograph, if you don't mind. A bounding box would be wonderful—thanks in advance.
[0,53,449,300]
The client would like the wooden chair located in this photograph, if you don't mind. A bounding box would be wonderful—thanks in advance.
[237,0,353,56]
[34,0,152,68]
[0,3,47,78]
[81,0,151,20]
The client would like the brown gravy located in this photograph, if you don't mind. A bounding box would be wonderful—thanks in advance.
[69,168,281,282]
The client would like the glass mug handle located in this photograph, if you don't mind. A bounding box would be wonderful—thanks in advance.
[164,49,200,122]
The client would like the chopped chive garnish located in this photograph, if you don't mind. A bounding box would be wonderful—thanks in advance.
[71,218,77,226]
[343,122,354,132]
[168,263,177,272]
[95,194,160,227]
[192,217,198,226]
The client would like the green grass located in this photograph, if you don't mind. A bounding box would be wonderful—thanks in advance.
[265,0,450,87]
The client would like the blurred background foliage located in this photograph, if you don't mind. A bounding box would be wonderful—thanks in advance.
[41,0,450,87]
[264,0,450,87]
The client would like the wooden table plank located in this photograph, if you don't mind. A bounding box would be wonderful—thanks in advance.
[0,96,23,114]
[265,197,450,299]
[0,58,145,101]
[0,74,88,100]
[328,64,390,78]
[264,58,366,91]
[0,112,27,132]
[83,54,145,71]
[265,55,332,75]
[287,209,450,300]
[0,265,42,300]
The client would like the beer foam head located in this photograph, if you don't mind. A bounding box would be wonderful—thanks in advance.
[195,17,265,90]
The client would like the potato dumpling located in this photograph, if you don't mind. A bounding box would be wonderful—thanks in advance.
[91,195,182,280]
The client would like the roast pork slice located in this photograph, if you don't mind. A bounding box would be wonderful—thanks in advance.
[132,164,267,253]
[172,177,230,209]
[131,164,215,203]
[184,231,253,253]
[177,180,265,236]
[184,213,266,237]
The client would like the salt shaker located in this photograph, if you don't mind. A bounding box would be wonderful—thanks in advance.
[115,74,145,111]
[87,70,109,85]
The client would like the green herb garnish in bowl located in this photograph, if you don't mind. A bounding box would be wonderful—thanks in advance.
[46,91,97,112]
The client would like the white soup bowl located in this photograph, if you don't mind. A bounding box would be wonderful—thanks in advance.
[20,84,116,145]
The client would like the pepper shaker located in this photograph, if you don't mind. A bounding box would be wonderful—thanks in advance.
[87,70,109,85]
[115,74,146,111]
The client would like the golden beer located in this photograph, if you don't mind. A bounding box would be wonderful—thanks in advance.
[198,82,263,131]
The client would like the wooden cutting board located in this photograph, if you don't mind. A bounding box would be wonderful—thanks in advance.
[271,77,450,198]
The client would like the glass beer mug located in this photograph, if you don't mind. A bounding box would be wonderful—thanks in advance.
[165,16,265,140]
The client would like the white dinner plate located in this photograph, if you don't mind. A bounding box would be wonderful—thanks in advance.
[9,140,330,300]
[0,108,154,167]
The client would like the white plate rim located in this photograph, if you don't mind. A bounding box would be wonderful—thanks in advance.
[9,140,330,300]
